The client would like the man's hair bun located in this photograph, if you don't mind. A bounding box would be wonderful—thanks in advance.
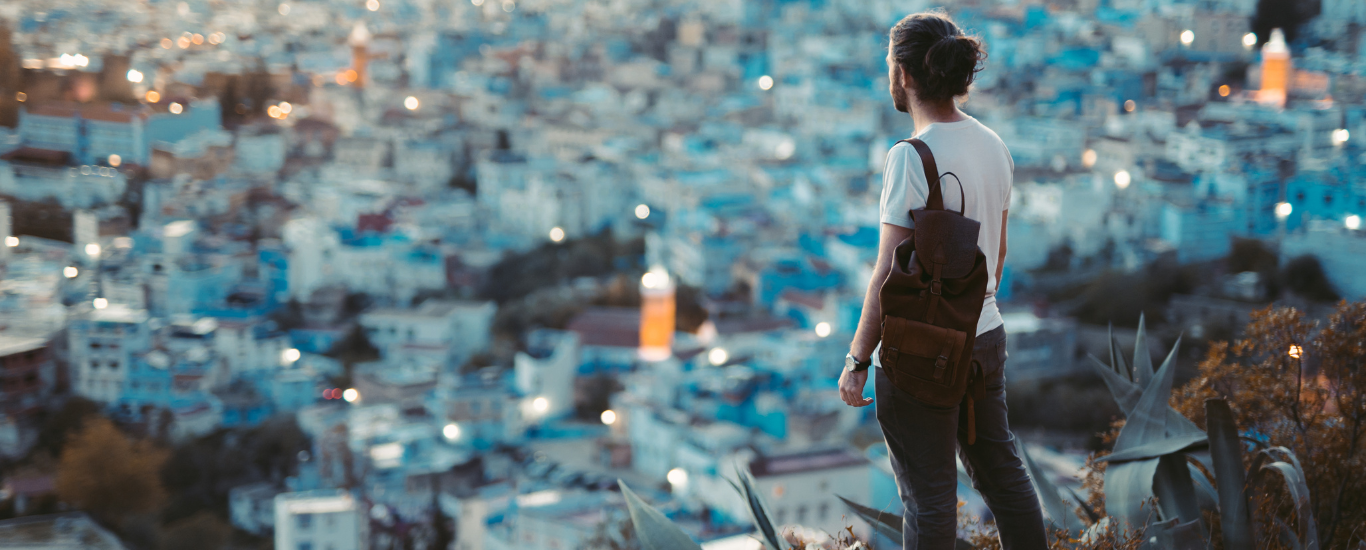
[890,12,987,103]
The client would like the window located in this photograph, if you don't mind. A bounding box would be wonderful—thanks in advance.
[797,505,807,523]
[297,513,313,529]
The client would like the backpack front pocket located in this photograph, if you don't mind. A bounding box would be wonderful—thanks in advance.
[880,315,967,406]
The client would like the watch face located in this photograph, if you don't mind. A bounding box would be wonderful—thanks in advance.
[845,354,857,371]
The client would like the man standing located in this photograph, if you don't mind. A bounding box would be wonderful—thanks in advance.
[837,11,1048,550]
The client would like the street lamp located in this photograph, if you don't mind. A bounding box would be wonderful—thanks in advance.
[600,409,616,425]
[442,423,461,440]
[708,347,729,366]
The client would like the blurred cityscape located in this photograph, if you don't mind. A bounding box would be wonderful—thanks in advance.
[0,0,1362,547]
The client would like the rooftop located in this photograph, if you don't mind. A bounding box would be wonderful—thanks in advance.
[749,447,866,478]
[0,512,128,550]
[0,335,49,357]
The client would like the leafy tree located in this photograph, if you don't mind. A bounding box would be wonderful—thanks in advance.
[160,416,309,524]
[1174,302,1366,548]
[31,396,102,460]
[1251,0,1317,45]
[1281,255,1338,302]
[160,511,231,550]
[56,417,169,522]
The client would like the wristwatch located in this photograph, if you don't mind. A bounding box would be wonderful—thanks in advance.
[845,353,872,373]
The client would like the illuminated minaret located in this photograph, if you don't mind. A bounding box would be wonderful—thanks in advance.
[1258,28,1290,108]
[638,266,675,361]
[348,22,371,88]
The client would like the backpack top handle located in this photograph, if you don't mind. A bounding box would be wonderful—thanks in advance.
[899,138,966,216]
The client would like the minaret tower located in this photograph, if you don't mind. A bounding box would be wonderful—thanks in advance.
[1257,28,1290,108]
[349,22,371,88]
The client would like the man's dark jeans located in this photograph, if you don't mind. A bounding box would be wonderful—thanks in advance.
[874,325,1048,550]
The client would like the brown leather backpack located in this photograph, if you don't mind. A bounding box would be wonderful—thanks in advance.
[878,138,991,443]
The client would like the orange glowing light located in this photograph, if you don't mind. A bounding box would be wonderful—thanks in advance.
[191,34,204,45]
[177,36,191,49]
[161,38,173,49]
[335,72,349,86]
[267,105,282,118]
[145,90,161,103]
[1218,85,1230,97]
[344,69,358,83]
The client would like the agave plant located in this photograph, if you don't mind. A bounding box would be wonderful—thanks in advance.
[1086,315,1316,550]
[619,317,1317,550]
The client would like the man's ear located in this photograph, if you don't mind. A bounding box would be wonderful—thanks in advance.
[900,68,916,96]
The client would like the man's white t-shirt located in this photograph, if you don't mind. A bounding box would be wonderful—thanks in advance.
[875,116,1013,358]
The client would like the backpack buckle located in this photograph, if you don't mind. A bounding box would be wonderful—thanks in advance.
[933,354,948,381]
[930,280,943,296]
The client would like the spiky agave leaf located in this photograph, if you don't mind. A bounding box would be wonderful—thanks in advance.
[1066,486,1101,524]
[1088,338,1204,439]
[1152,453,1203,532]
[735,464,787,550]
[836,495,901,542]
[1205,399,1254,550]
[1260,450,1319,550]
[619,480,703,550]
[1133,313,1153,388]
[1016,438,1077,535]
[956,461,975,493]
[1104,334,1205,530]
[1186,461,1218,511]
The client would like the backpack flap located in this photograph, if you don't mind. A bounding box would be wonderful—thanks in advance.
[880,315,967,396]
[911,209,980,280]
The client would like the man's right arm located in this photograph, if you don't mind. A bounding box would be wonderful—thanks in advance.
[849,222,913,363]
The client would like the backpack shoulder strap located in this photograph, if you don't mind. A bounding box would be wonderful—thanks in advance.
[899,138,944,211]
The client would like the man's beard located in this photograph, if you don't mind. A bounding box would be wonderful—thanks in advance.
[891,75,909,113]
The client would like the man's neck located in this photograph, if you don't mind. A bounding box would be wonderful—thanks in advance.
[909,100,967,136]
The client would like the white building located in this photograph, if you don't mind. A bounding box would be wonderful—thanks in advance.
[274,489,367,550]
[0,160,128,209]
[229,482,279,537]
[281,216,448,304]
[1160,200,1241,263]
[68,305,151,404]
[234,132,287,175]
[513,329,580,420]
[359,300,495,367]
[1281,223,1366,300]
[745,448,872,535]
[19,103,149,165]
[214,319,295,376]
